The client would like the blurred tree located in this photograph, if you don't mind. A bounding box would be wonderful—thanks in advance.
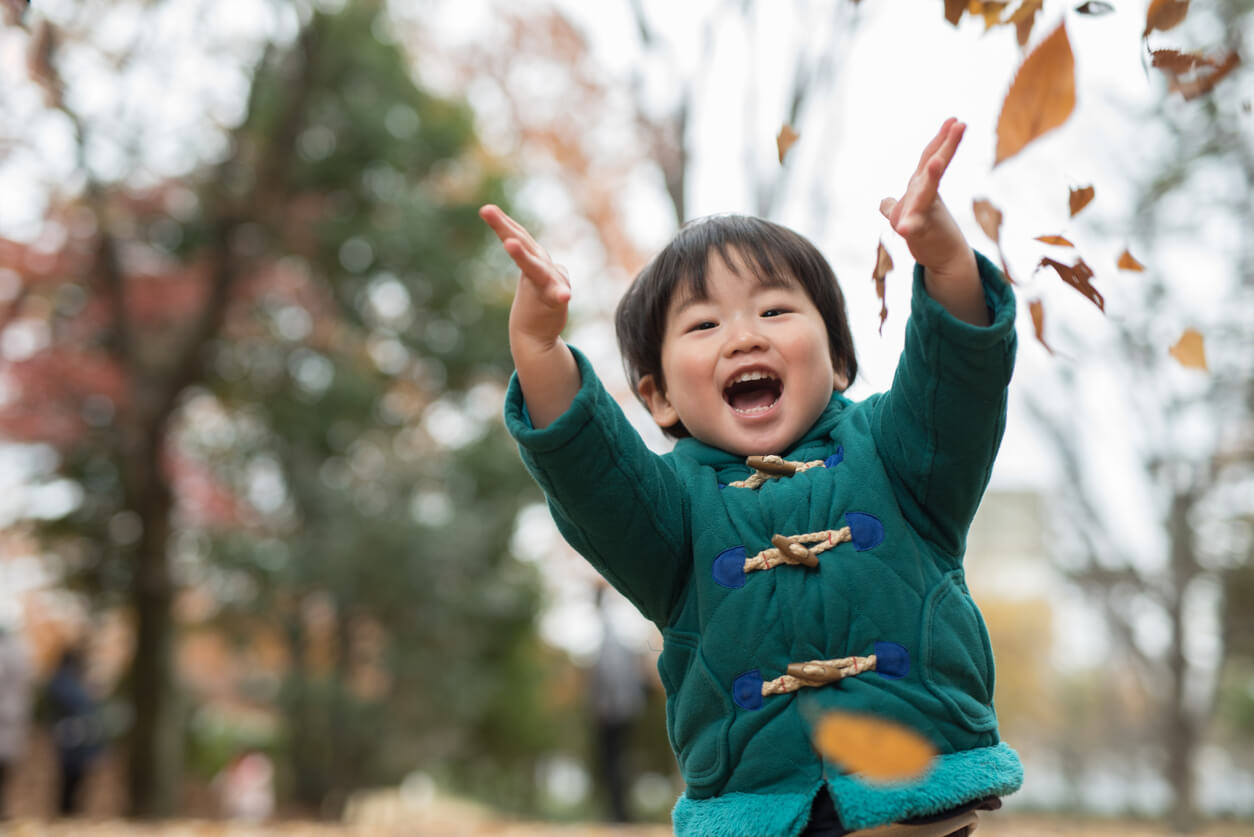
[0,0,556,817]
[1026,1,1254,830]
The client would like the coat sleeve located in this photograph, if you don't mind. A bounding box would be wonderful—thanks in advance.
[870,251,1017,560]
[504,346,692,626]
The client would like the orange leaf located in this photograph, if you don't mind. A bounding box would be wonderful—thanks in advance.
[1151,48,1207,73]
[1069,185,1095,216]
[994,22,1076,166]
[1162,50,1241,100]
[973,198,1003,245]
[1029,298,1053,354]
[1005,0,1043,47]
[1144,0,1189,37]
[813,712,937,782]
[1168,328,1207,370]
[1117,249,1145,271]
[1039,256,1104,311]
[777,124,800,164]
[945,0,966,25]
[1035,234,1075,247]
[873,239,893,335]
[975,1,1010,30]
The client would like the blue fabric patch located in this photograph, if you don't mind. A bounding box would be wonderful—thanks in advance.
[846,512,884,551]
[874,641,910,679]
[732,670,764,710]
[712,546,747,589]
[824,446,845,468]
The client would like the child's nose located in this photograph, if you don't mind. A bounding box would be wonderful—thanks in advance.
[723,325,768,356]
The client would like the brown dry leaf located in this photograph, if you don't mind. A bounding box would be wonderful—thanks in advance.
[973,198,1003,244]
[1117,249,1146,271]
[776,124,800,164]
[1151,48,1208,73]
[975,1,1010,29]
[1144,0,1190,37]
[994,22,1076,166]
[813,711,937,782]
[1029,298,1054,353]
[1069,185,1095,217]
[1164,50,1241,100]
[945,0,967,25]
[1039,256,1104,311]
[1035,234,1075,247]
[873,239,893,334]
[1005,0,1044,47]
[1168,328,1207,370]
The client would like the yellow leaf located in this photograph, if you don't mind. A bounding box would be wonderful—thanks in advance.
[973,198,1003,245]
[1069,185,1095,217]
[1029,298,1053,354]
[1168,328,1207,370]
[1117,249,1145,271]
[813,712,937,782]
[1144,0,1190,37]
[777,124,800,164]
[1005,0,1043,47]
[994,23,1076,166]
[1035,234,1075,247]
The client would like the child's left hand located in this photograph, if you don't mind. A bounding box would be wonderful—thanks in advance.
[879,118,975,280]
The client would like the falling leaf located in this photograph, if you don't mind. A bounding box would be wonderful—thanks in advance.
[873,239,893,334]
[1029,299,1054,353]
[1005,0,1044,47]
[1144,0,1189,37]
[813,711,937,782]
[777,124,800,164]
[973,198,1003,244]
[1069,185,1095,217]
[1039,256,1104,311]
[1035,234,1075,247]
[976,1,1010,30]
[1075,0,1115,14]
[1151,49,1207,73]
[1168,328,1207,370]
[1159,50,1241,100]
[1116,248,1145,271]
[994,22,1076,166]
[945,0,966,25]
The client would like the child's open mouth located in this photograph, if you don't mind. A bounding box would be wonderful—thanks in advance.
[724,370,782,415]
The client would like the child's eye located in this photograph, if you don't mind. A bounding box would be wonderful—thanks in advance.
[762,308,790,317]
[690,321,717,331]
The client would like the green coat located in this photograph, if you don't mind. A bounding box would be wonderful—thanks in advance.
[505,254,1023,836]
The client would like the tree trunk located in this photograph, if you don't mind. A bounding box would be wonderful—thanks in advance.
[125,433,180,817]
[1165,489,1200,834]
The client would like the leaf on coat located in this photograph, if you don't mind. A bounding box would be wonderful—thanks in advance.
[873,239,893,335]
[777,124,800,164]
[945,0,967,25]
[1035,234,1076,247]
[994,22,1076,166]
[1069,185,1095,216]
[1005,0,1044,47]
[1029,299,1054,353]
[1158,50,1241,100]
[1117,248,1145,271]
[813,711,937,782]
[1039,256,1104,311]
[1075,0,1115,14]
[973,198,1003,245]
[1144,0,1190,37]
[1168,328,1207,370]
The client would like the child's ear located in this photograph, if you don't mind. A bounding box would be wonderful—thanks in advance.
[832,369,849,391]
[637,374,679,429]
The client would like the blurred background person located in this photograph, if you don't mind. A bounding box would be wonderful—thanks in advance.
[590,585,647,823]
[45,645,104,816]
[214,749,275,823]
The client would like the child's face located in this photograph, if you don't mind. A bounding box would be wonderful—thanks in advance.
[637,248,846,457]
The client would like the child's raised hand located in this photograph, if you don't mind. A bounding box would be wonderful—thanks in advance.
[879,118,975,280]
[480,204,572,348]
[879,118,986,326]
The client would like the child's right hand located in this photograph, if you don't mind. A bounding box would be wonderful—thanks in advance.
[479,205,571,352]
[480,204,580,429]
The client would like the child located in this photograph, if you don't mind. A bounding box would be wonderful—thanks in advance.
[481,118,1022,837]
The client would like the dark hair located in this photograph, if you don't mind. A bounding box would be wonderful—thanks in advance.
[614,214,857,439]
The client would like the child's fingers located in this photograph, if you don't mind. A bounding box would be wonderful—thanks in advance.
[480,205,549,264]
[913,117,957,174]
[505,239,571,304]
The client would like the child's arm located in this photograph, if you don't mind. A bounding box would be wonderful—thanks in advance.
[880,118,988,327]
[479,204,579,429]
